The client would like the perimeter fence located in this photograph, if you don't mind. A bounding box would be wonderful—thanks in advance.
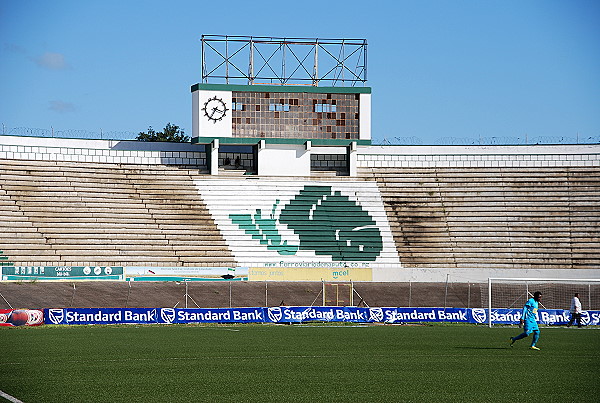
[2,125,599,145]
[1,125,137,141]
[378,134,600,146]
[0,281,482,310]
[2,280,597,311]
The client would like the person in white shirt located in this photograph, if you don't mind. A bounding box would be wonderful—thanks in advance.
[567,293,583,328]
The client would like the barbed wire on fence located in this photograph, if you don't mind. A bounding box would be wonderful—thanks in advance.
[2,124,599,145]
[376,134,600,146]
[437,136,524,146]
[2,125,138,141]
[379,136,424,145]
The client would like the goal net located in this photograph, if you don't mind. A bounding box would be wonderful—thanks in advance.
[484,278,600,327]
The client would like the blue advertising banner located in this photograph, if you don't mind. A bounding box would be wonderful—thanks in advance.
[45,307,268,325]
[379,308,471,324]
[470,308,600,326]
[43,307,600,326]
[167,308,265,324]
[265,306,372,323]
[45,308,160,325]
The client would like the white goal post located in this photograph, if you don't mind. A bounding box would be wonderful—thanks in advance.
[486,278,600,328]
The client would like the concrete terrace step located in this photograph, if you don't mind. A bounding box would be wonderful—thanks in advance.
[25,224,220,234]
[40,238,226,246]
[2,158,599,271]
[6,256,184,264]
[14,206,213,217]
[370,165,600,270]
[13,202,151,211]
[42,233,226,241]
[13,217,216,226]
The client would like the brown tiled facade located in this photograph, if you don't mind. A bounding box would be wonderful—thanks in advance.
[231,91,360,140]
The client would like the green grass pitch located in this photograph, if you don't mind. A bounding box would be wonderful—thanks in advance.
[1,324,598,402]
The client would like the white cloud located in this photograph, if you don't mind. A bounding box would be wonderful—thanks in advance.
[3,45,70,70]
[35,52,70,70]
[4,43,27,55]
[48,100,76,113]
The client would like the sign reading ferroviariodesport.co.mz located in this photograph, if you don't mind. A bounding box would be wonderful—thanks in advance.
[195,179,400,279]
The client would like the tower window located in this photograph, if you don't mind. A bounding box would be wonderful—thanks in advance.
[269,103,290,112]
[314,103,336,113]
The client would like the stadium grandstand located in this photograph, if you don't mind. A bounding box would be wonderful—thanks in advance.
[1,36,599,314]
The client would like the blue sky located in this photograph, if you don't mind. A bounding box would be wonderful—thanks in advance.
[1,0,598,145]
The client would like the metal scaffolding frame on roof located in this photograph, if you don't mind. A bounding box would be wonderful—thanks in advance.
[201,35,367,87]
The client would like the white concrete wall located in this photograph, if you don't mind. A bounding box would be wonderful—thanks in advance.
[192,90,200,140]
[358,144,600,168]
[192,89,232,139]
[2,135,597,170]
[0,135,206,165]
[359,93,371,140]
[311,146,348,155]
[258,144,311,176]
[373,267,600,283]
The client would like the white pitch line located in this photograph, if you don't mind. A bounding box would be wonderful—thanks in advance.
[0,389,24,403]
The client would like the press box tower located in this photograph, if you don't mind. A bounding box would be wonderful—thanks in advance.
[191,35,370,176]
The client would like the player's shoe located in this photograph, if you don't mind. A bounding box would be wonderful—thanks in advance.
[529,346,540,350]
[509,337,515,347]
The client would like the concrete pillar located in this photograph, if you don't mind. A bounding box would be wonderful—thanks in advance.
[256,140,265,175]
[210,139,219,175]
[348,141,357,176]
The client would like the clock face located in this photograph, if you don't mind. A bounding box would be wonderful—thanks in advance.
[202,96,228,123]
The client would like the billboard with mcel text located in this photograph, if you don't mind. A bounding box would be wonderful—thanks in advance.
[249,267,372,281]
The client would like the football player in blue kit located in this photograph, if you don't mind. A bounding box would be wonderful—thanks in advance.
[510,291,542,350]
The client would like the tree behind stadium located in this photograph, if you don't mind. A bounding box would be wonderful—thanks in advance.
[136,123,189,142]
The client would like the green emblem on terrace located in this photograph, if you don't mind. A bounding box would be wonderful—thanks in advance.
[229,186,383,261]
[230,200,298,255]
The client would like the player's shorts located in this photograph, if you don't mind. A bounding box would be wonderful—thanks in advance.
[523,320,539,334]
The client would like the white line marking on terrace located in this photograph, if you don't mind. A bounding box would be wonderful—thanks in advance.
[0,389,24,403]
